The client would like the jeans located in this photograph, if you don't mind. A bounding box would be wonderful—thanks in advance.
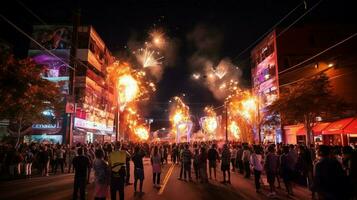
[244,161,250,178]
[153,173,161,184]
[54,158,64,174]
[110,176,125,200]
[254,169,261,191]
[183,162,192,180]
[73,177,87,200]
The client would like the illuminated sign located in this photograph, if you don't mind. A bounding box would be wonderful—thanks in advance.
[32,124,59,129]
[74,117,113,132]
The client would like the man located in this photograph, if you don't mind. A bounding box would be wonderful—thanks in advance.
[182,144,193,181]
[132,145,145,194]
[312,145,347,199]
[72,147,90,200]
[236,145,244,174]
[230,145,237,172]
[208,144,219,179]
[242,145,251,178]
[221,144,231,184]
[109,142,127,200]
[264,145,279,197]
[54,145,65,174]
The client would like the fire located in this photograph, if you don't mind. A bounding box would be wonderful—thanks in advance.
[117,74,139,104]
[169,97,191,138]
[227,91,257,122]
[134,47,164,68]
[202,106,218,135]
[134,125,149,140]
[229,121,240,139]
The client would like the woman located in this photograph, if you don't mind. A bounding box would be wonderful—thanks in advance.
[250,145,263,193]
[93,148,110,200]
[280,146,294,196]
[151,146,162,187]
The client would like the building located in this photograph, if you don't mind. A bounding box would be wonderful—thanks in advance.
[251,24,357,144]
[28,25,116,144]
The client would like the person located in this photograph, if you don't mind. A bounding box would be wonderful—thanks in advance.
[208,144,219,179]
[242,145,251,178]
[67,146,76,173]
[54,145,65,174]
[199,146,208,183]
[72,147,90,200]
[123,145,132,186]
[132,145,145,194]
[236,145,244,174]
[230,145,237,172]
[24,148,34,178]
[93,148,110,200]
[38,146,49,176]
[280,146,294,196]
[171,145,178,164]
[151,146,162,187]
[109,142,127,200]
[84,147,93,184]
[312,145,347,200]
[182,144,193,181]
[250,145,263,193]
[264,145,279,197]
[193,148,200,181]
[221,144,231,184]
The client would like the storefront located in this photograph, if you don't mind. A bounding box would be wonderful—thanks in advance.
[73,117,114,144]
[24,122,64,144]
[343,118,357,145]
[321,118,354,146]
[283,124,303,144]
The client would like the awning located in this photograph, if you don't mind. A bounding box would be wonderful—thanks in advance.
[344,118,357,134]
[322,117,354,135]
[312,122,331,135]
[296,127,306,136]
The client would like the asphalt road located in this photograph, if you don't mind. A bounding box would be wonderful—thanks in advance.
[0,159,311,200]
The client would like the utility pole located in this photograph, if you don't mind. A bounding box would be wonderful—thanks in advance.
[225,101,228,143]
[66,8,80,145]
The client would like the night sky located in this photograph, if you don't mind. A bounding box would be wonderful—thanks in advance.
[1,0,356,130]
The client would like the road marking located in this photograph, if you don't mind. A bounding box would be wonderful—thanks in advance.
[158,164,175,195]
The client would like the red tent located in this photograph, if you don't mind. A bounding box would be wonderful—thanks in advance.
[343,118,357,134]
[313,122,331,135]
[322,118,354,135]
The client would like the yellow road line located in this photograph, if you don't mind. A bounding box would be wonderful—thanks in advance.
[158,164,175,195]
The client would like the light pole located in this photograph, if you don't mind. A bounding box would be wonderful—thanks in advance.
[225,101,228,143]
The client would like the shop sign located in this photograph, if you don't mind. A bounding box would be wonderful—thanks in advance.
[32,124,58,129]
[74,117,113,132]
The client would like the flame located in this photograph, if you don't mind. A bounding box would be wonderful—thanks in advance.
[118,74,139,104]
[134,125,149,140]
[227,91,257,122]
[202,106,218,135]
[135,47,164,68]
[229,121,240,139]
[169,97,191,138]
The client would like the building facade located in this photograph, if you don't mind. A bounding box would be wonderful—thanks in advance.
[251,24,357,144]
[28,25,116,144]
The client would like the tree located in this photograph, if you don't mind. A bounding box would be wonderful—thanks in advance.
[267,74,348,145]
[0,54,63,147]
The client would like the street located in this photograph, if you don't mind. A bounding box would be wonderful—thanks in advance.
[0,158,311,200]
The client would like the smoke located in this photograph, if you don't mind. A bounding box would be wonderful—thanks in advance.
[126,30,178,82]
[187,25,242,101]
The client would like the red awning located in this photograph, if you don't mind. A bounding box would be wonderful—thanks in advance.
[344,118,357,134]
[322,118,354,135]
[312,122,331,135]
[296,127,306,136]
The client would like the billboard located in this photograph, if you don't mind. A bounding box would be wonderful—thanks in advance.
[30,25,72,50]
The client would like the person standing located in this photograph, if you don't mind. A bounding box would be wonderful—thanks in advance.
[208,144,219,180]
[182,144,193,181]
[151,146,162,187]
[264,145,279,197]
[38,146,49,176]
[312,145,347,200]
[199,146,208,183]
[230,145,237,172]
[132,145,145,194]
[280,146,294,196]
[24,148,34,178]
[67,146,76,173]
[236,145,244,174]
[242,145,251,178]
[109,142,127,200]
[250,145,263,193]
[93,148,110,200]
[54,145,65,174]
[72,147,90,200]
[193,148,200,181]
[221,144,231,184]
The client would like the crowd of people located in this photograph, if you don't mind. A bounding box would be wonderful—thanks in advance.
[0,140,357,200]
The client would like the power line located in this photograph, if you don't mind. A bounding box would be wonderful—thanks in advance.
[0,14,75,70]
[232,1,304,62]
[278,32,357,75]
[276,0,324,38]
